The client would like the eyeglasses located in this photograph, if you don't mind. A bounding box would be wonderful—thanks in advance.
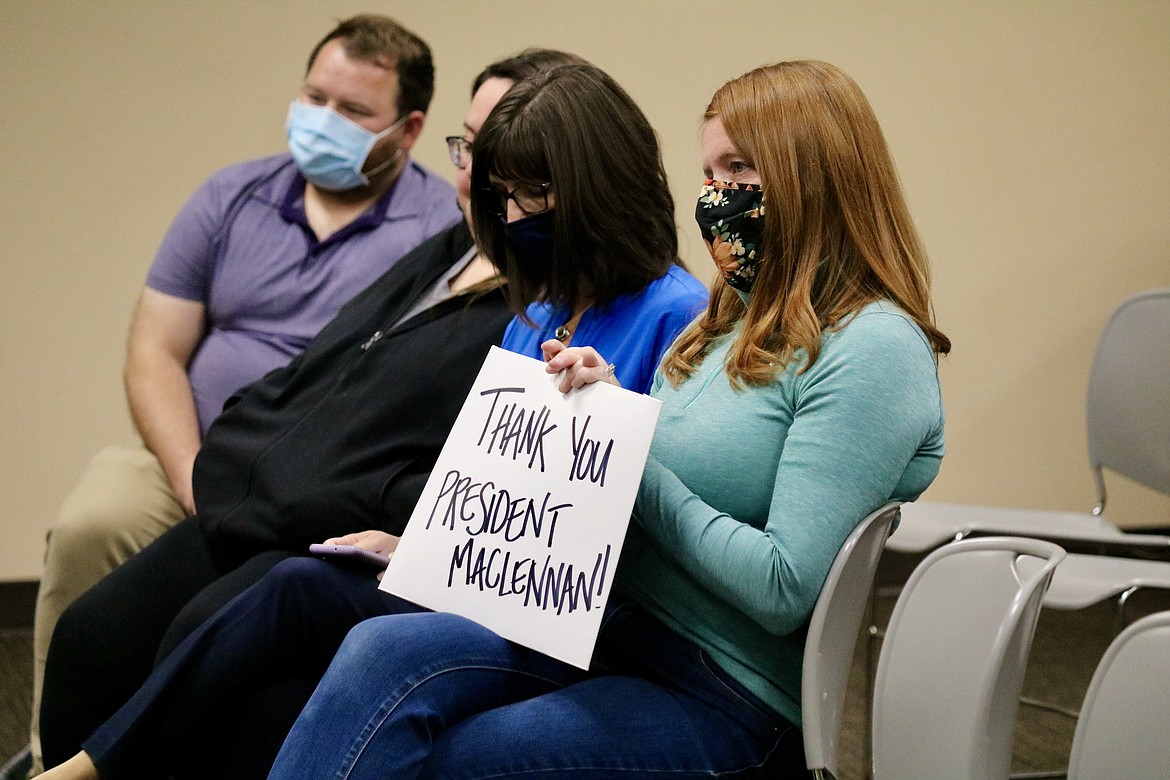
[446,135,472,169]
[483,181,553,217]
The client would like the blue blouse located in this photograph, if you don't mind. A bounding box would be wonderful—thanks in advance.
[499,264,709,394]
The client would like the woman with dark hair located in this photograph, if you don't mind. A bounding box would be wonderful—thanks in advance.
[478,63,706,394]
[267,60,948,779]
[38,55,705,780]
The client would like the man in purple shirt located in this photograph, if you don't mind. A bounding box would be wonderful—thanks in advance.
[26,13,459,774]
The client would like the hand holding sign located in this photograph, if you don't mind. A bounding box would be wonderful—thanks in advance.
[541,340,622,393]
[381,346,661,668]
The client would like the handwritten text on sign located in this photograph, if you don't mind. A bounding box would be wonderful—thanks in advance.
[382,346,661,668]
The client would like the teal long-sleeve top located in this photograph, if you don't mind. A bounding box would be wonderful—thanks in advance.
[615,300,946,726]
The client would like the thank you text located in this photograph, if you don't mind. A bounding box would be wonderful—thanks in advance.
[382,347,661,668]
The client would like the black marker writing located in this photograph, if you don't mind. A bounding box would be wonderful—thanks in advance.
[447,536,613,615]
[477,386,557,472]
[425,469,573,548]
[568,415,613,486]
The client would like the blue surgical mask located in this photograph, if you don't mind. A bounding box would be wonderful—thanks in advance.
[285,102,405,191]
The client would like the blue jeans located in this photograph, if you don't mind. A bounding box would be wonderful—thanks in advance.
[269,602,806,779]
[80,556,424,779]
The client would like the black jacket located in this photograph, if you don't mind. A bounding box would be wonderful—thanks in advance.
[192,221,512,560]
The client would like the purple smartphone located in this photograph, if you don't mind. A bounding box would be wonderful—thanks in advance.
[308,543,390,570]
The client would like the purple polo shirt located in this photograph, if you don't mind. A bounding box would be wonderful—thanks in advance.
[146,153,461,432]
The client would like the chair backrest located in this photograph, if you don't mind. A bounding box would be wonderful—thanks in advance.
[1067,609,1170,779]
[871,536,1065,780]
[802,501,902,780]
[1086,287,1170,510]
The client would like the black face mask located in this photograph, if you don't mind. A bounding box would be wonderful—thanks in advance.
[502,209,556,285]
[695,179,765,292]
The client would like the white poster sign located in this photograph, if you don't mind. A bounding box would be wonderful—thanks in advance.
[382,346,661,668]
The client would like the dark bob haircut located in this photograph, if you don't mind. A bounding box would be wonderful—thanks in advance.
[470,63,679,314]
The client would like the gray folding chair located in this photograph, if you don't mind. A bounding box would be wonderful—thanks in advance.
[886,286,1170,575]
[868,289,1170,773]
[1066,610,1170,779]
[871,537,1065,780]
[802,501,902,780]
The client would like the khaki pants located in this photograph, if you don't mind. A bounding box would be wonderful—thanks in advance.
[30,444,187,774]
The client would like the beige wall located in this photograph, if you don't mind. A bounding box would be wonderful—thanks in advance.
[1,1,1167,581]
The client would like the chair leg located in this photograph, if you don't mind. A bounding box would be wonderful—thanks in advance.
[1007,588,1150,780]
[1115,585,1138,634]
[863,628,877,779]
[862,587,884,780]
[1018,696,1079,720]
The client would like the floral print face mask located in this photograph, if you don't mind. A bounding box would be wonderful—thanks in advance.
[695,179,765,292]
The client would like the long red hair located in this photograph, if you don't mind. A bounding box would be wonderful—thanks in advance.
[664,60,949,387]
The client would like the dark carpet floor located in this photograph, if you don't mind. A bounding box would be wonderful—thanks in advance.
[0,628,32,772]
